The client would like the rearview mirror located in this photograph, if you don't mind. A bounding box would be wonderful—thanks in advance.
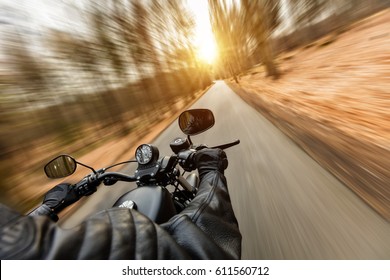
[44,155,77,179]
[178,109,215,135]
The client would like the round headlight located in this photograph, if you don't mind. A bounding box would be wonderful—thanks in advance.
[135,144,159,165]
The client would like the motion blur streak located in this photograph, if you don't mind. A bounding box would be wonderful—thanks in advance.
[0,0,212,211]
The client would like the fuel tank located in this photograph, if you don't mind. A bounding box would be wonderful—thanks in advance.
[113,186,177,223]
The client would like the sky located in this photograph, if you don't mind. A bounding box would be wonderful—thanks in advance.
[0,0,218,63]
[1,0,69,30]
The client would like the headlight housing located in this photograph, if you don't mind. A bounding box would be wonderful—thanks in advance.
[135,144,159,165]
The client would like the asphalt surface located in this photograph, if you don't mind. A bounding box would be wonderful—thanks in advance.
[61,81,390,259]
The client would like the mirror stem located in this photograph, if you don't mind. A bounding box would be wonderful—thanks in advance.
[76,161,97,174]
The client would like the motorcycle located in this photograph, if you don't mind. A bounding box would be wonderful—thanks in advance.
[43,109,240,223]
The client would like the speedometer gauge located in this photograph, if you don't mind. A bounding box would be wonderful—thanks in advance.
[135,144,159,165]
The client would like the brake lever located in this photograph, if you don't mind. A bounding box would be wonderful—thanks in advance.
[211,139,240,150]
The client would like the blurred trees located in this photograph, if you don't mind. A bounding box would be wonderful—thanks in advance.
[0,0,212,211]
[209,0,281,79]
[274,0,389,52]
[289,0,326,27]
[209,0,389,79]
[241,0,281,78]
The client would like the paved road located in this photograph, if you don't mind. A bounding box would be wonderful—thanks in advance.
[61,81,390,259]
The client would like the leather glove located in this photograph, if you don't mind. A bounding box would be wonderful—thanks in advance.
[194,148,228,177]
[43,183,79,211]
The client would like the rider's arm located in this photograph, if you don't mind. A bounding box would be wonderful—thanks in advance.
[0,202,190,259]
[162,148,242,259]
[27,183,80,221]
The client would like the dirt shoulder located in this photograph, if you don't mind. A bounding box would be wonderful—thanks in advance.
[228,10,390,220]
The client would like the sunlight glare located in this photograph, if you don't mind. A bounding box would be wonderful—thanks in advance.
[187,0,218,64]
[197,37,217,64]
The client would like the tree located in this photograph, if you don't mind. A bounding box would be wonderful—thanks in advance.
[289,0,327,28]
[209,0,281,79]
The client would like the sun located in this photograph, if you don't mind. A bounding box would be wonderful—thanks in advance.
[197,38,218,64]
[187,0,218,65]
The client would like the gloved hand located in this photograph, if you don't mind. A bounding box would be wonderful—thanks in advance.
[43,183,79,211]
[194,148,228,177]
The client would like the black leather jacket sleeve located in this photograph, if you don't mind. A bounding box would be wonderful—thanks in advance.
[0,170,241,259]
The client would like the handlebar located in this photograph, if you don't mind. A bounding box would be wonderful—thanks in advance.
[73,172,137,197]
[100,172,138,182]
[211,139,240,150]
[46,138,240,216]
